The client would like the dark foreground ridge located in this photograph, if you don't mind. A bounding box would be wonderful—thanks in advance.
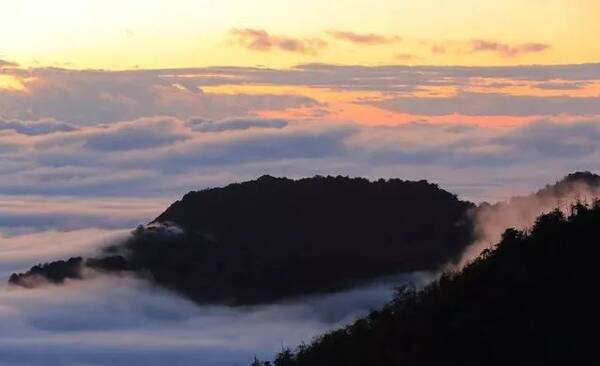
[255,201,599,366]
[9,175,473,305]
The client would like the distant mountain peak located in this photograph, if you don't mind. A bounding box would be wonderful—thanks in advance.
[535,171,600,199]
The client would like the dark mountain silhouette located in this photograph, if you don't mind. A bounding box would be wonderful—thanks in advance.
[540,170,600,195]
[255,201,598,366]
[9,175,473,305]
[9,257,84,287]
[499,170,600,208]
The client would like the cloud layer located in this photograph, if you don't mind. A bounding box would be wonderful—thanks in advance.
[375,93,600,116]
[0,251,428,365]
[1,61,599,365]
[329,31,401,45]
[1,115,600,203]
[1,63,599,260]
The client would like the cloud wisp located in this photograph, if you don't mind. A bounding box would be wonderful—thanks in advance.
[230,29,327,55]
[187,118,288,132]
[374,92,600,116]
[453,173,600,269]
[469,39,550,57]
[0,236,429,366]
[329,31,401,45]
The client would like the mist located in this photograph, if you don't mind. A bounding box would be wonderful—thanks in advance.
[0,272,431,366]
[455,174,600,268]
[0,225,432,366]
[0,181,442,366]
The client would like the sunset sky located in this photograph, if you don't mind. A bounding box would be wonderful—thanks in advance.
[0,0,599,219]
[1,0,599,208]
[2,0,600,69]
[1,1,600,364]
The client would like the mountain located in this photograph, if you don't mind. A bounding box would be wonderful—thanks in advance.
[256,200,598,366]
[9,175,474,305]
[539,171,600,196]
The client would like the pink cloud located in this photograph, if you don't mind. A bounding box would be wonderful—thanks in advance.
[329,31,401,45]
[470,40,549,57]
[0,59,19,68]
[230,29,327,55]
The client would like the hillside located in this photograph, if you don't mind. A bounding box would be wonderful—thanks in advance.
[462,171,600,267]
[9,175,474,305]
[256,201,598,365]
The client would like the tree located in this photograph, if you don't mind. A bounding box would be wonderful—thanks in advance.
[274,348,294,366]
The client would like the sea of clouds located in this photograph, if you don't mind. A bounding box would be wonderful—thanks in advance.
[0,247,429,365]
[0,194,433,366]
[2,62,600,365]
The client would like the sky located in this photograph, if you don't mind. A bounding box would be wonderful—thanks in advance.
[1,1,600,364]
[2,0,600,69]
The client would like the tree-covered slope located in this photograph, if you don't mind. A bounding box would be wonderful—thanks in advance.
[258,202,598,365]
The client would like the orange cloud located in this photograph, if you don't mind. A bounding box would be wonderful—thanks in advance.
[230,29,327,55]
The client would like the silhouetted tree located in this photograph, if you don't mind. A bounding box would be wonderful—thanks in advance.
[261,200,600,365]
[274,348,294,366]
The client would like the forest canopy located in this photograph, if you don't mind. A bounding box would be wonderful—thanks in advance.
[255,201,598,365]
[9,175,474,305]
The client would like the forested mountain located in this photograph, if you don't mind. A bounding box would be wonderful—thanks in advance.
[255,201,598,366]
[9,175,474,305]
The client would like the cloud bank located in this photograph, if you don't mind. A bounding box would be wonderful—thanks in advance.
[1,112,600,203]
[0,252,428,366]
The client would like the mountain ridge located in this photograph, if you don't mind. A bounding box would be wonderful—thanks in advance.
[9,175,474,305]
[9,172,600,308]
[256,198,599,365]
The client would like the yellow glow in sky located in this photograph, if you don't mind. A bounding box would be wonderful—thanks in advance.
[1,0,599,69]
[0,75,27,91]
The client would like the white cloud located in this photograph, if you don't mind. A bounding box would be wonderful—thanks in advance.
[0,264,428,365]
[0,114,599,202]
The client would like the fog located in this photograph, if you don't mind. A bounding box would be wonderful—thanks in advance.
[0,269,431,366]
[456,178,600,268]
[0,227,432,366]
